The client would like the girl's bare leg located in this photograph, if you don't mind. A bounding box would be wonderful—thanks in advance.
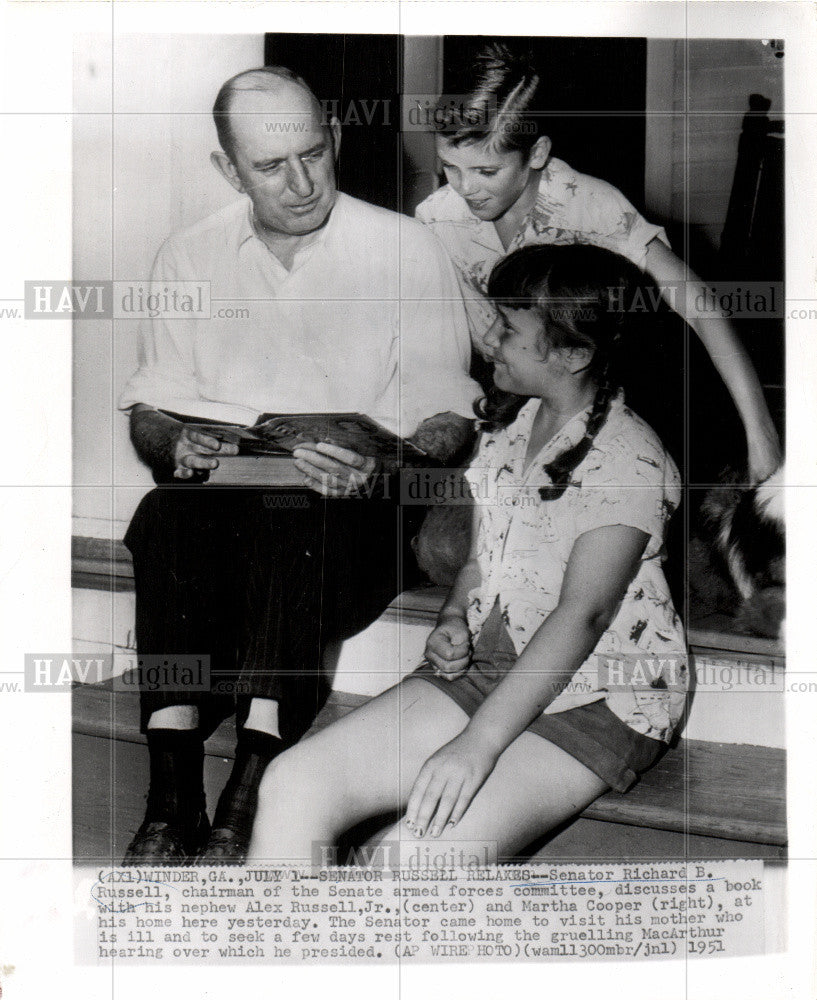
[247,679,470,862]
[376,731,609,862]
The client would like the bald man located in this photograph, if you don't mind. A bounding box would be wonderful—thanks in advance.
[119,67,479,864]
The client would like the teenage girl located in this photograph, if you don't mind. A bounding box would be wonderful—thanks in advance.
[416,42,780,483]
[248,243,688,862]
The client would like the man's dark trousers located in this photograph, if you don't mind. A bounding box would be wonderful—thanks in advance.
[124,484,423,743]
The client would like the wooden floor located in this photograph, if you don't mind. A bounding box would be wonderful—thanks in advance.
[73,683,786,863]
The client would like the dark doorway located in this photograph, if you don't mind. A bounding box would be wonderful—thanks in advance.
[265,33,401,212]
[442,36,648,206]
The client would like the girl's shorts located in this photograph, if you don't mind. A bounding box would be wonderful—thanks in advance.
[410,600,667,793]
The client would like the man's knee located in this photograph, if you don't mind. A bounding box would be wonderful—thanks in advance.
[259,745,301,792]
[125,486,189,557]
[129,485,182,525]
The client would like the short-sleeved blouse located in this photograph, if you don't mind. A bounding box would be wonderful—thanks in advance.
[463,392,687,742]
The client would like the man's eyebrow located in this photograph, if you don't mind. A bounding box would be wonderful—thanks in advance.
[251,141,327,170]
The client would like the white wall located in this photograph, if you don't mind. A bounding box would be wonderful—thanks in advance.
[73,33,265,537]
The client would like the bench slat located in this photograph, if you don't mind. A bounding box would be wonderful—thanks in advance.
[73,685,786,848]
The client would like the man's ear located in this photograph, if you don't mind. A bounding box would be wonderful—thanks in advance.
[528,135,552,171]
[210,150,245,193]
[328,116,342,161]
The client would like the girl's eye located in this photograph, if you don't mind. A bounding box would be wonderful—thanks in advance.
[303,151,324,163]
[478,169,498,177]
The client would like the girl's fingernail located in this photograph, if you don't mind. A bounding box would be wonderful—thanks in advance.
[446,819,456,828]
[415,827,424,838]
[429,826,441,838]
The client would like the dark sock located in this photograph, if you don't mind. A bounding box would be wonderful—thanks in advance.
[144,727,206,828]
[211,728,285,838]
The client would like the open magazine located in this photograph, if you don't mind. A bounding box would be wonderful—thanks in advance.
[162,410,428,485]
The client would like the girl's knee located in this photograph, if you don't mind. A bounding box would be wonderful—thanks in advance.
[257,742,332,806]
[257,745,304,804]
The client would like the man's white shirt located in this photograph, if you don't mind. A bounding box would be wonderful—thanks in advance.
[120,192,480,436]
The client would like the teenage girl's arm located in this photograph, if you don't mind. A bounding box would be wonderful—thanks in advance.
[405,523,648,838]
[643,238,781,482]
[423,504,482,680]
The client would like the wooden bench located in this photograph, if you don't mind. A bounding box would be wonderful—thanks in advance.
[72,679,785,862]
[71,535,787,861]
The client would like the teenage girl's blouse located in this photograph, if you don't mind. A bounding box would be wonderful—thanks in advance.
[463,393,688,742]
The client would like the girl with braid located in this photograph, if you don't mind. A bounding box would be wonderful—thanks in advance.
[249,243,687,862]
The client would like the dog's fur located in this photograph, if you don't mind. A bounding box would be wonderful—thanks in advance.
[689,466,785,638]
[412,501,473,587]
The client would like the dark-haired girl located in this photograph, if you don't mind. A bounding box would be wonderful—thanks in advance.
[416,41,780,482]
[248,243,687,863]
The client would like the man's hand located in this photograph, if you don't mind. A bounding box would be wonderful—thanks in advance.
[172,427,239,479]
[292,442,380,497]
[129,406,239,482]
[404,728,500,838]
[424,616,471,680]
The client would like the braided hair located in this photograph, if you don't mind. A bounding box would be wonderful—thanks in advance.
[476,243,649,501]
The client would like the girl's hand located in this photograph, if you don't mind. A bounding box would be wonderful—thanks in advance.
[404,729,500,838]
[424,617,471,680]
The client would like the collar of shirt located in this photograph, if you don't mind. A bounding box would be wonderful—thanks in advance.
[434,191,505,255]
[504,390,625,485]
[508,159,576,253]
[436,157,576,257]
[235,192,344,278]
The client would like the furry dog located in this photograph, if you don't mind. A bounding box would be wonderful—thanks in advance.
[412,494,473,588]
[689,466,785,638]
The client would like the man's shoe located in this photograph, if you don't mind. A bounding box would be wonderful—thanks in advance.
[197,729,287,865]
[122,811,210,865]
[197,826,249,866]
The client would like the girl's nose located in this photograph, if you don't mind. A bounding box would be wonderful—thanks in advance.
[483,315,502,354]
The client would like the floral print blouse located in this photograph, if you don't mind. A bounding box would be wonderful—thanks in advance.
[463,393,687,742]
[416,157,668,348]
